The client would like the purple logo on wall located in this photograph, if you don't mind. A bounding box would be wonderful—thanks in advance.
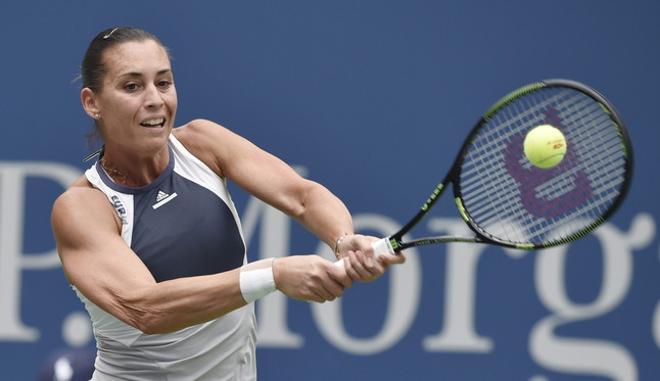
[504,106,593,219]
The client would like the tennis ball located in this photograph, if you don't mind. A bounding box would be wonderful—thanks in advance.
[523,124,567,169]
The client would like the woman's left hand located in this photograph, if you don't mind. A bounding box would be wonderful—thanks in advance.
[335,234,406,282]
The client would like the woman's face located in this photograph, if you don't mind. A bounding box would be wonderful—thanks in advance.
[87,39,177,155]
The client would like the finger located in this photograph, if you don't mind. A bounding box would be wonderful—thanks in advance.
[333,257,360,281]
[312,294,326,303]
[322,278,346,299]
[346,268,361,281]
[340,256,361,282]
[312,274,344,301]
[348,251,376,280]
[359,250,386,276]
[301,288,325,303]
[379,253,406,265]
[312,284,334,302]
[329,262,353,289]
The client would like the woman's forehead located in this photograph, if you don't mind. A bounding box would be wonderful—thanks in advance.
[103,40,171,78]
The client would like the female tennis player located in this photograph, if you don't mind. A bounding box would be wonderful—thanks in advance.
[51,26,404,380]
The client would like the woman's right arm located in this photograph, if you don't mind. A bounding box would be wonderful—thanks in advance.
[51,185,350,334]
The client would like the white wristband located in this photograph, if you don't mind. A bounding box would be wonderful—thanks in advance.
[239,258,276,303]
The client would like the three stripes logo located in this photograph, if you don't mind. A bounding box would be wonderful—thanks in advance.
[156,190,169,202]
[153,190,178,209]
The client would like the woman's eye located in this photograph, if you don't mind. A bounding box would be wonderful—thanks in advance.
[124,83,139,92]
[158,80,172,89]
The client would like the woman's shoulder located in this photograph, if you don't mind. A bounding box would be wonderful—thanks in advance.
[53,177,107,212]
[172,119,239,176]
[173,119,232,142]
[52,177,120,231]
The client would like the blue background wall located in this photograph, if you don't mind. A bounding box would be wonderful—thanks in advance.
[1,1,659,380]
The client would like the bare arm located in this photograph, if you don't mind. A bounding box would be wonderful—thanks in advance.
[174,120,404,282]
[52,185,349,334]
[52,186,246,333]
[175,119,353,248]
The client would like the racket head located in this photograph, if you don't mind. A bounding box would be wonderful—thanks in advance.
[450,79,633,249]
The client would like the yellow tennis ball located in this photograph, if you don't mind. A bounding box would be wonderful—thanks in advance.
[523,124,567,169]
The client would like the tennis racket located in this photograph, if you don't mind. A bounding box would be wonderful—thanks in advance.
[346,79,633,261]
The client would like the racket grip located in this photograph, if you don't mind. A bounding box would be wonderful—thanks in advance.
[333,237,395,267]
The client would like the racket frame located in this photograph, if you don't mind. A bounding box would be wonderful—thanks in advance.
[389,79,633,252]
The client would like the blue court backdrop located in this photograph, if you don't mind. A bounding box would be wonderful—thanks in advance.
[1,1,659,380]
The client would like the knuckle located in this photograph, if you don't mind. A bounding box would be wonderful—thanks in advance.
[310,269,323,281]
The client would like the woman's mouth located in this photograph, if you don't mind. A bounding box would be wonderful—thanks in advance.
[140,118,166,128]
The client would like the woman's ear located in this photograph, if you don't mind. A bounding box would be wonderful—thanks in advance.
[81,87,101,120]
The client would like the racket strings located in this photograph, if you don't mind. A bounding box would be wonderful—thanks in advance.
[520,105,621,239]
[461,94,554,241]
[460,92,594,177]
[554,98,621,220]
[458,87,628,246]
[502,94,620,239]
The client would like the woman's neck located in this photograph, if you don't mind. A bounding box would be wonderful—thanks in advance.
[100,146,170,187]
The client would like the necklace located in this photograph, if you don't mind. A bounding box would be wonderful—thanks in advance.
[100,158,130,184]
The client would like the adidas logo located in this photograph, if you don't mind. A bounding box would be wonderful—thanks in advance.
[156,190,169,202]
[153,190,178,209]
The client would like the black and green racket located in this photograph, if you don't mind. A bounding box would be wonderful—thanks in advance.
[363,79,633,259]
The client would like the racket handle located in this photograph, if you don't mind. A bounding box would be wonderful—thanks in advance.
[333,237,395,267]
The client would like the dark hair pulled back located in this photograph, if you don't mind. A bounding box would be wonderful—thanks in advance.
[81,26,168,91]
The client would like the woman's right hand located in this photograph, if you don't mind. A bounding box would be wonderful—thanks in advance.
[272,255,352,303]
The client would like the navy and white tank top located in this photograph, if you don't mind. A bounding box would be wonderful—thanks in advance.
[76,133,257,380]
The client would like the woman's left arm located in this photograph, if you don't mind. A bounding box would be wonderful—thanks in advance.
[174,119,403,281]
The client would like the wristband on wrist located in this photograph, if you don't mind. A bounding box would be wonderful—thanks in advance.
[239,258,276,303]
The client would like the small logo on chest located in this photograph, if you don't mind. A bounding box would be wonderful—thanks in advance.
[153,190,178,209]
